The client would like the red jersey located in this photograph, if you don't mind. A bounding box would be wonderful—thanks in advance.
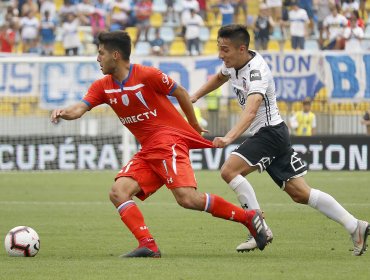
[0,29,15,53]
[83,64,212,149]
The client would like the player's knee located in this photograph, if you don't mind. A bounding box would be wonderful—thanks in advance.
[220,166,233,182]
[109,183,131,205]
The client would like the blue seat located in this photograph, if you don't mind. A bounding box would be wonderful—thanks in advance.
[152,0,167,13]
[159,26,175,43]
[199,26,210,42]
[134,41,152,56]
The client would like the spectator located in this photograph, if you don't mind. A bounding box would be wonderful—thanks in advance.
[322,4,348,50]
[347,10,365,29]
[289,98,316,136]
[94,0,111,23]
[40,0,57,21]
[204,74,221,134]
[217,0,235,26]
[5,4,20,31]
[361,107,370,135]
[266,0,283,22]
[164,0,176,22]
[315,0,335,49]
[150,28,166,56]
[91,9,106,45]
[107,0,132,31]
[21,0,39,17]
[342,0,360,19]
[62,13,81,56]
[59,0,77,23]
[359,0,366,18]
[183,8,204,55]
[232,0,247,22]
[76,0,95,26]
[39,10,56,55]
[286,0,309,50]
[0,23,16,53]
[297,0,314,35]
[253,3,274,51]
[134,0,152,44]
[197,0,207,20]
[20,10,40,53]
[343,13,364,52]
[181,0,200,24]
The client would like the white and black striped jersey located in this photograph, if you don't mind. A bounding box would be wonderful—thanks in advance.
[221,50,283,135]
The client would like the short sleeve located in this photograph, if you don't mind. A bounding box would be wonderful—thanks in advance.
[145,68,178,96]
[83,80,106,109]
[247,66,268,96]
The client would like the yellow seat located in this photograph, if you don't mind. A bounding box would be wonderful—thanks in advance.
[277,101,288,113]
[17,101,33,116]
[292,102,303,112]
[150,13,163,28]
[0,103,14,116]
[169,40,186,56]
[125,27,138,41]
[209,26,219,41]
[202,40,218,55]
[268,40,280,51]
[54,41,65,56]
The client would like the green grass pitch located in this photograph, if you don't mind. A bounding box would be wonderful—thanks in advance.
[0,171,370,280]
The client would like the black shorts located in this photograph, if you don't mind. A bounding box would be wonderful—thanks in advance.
[231,122,307,188]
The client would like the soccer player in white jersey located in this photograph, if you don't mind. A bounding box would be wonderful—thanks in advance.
[191,24,369,256]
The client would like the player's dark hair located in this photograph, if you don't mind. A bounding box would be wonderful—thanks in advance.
[98,31,131,60]
[217,24,250,49]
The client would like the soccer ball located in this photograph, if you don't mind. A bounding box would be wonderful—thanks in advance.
[4,226,40,257]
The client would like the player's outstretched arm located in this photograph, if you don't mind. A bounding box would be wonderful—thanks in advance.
[213,93,262,148]
[190,72,228,103]
[172,85,209,134]
[50,102,89,124]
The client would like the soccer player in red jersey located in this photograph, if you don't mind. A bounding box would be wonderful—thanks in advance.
[50,31,267,258]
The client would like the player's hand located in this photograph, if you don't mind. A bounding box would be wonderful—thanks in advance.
[191,122,209,135]
[190,95,198,103]
[50,109,64,124]
[212,136,231,148]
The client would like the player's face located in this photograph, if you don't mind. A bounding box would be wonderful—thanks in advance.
[97,44,116,75]
[217,38,246,69]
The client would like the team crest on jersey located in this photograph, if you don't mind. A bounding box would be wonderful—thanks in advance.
[250,70,262,81]
[234,88,245,106]
[242,77,247,90]
[122,94,129,106]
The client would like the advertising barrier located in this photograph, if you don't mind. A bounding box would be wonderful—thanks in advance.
[1,136,368,171]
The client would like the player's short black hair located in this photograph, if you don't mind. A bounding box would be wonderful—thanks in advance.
[97,31,131,60]
[217,24,250,49]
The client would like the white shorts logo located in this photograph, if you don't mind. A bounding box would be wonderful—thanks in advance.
[290,152,305,172]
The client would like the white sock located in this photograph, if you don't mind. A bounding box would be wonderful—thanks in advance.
[308,188,358,234]
[229,175,268,228]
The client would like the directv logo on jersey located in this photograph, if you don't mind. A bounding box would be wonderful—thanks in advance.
[250,70,262,81]
[119,109,157,125]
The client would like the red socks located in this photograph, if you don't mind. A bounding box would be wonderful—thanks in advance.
[117,200,158,251]
[204,193,251,224]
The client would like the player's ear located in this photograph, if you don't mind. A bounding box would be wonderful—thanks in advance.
[113,50,120,60]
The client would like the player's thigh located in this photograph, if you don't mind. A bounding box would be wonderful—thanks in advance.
[115,154,163,201]
[220,154,257,182]
[266,149,307,189]
[111,176,141,197]
[149,141,197,189]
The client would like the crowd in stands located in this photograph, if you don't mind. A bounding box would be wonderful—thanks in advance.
[0,0,369,55]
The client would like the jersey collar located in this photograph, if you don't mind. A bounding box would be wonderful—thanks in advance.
[113,64,133,90]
